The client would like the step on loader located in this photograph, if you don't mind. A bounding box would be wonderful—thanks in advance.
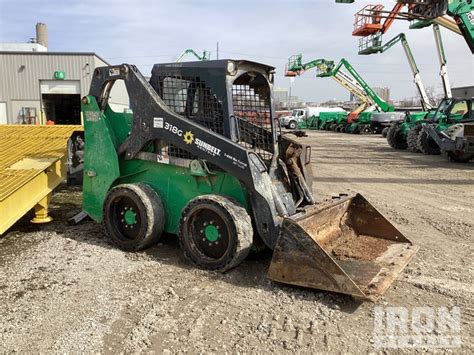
[80,60,418,300]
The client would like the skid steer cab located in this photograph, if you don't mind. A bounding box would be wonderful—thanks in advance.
[81,60,417,300]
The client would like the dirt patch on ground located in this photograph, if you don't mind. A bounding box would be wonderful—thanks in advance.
[1,131,473,353]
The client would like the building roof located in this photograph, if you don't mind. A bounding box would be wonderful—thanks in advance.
[0,51,110,65]
[452,85,474,90]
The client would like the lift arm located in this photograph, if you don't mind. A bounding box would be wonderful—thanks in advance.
[409,0,474,53]
[286,55,375,108]
[360,33,434,111]
[449,1,474,53]
[340,0,474,53]
[176,49,210,63]
[330,58,394,112]
[381,2,405,33]
[285,55,332,76]
[432,24,453,98]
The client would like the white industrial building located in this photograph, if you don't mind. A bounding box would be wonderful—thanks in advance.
[0,23,128,124]
[452,86,474,99]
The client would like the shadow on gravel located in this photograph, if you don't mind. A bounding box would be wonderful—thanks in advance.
[145,235,362,313]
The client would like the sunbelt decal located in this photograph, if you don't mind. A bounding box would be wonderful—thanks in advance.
[157,121,221,157]
[194,137,221,157]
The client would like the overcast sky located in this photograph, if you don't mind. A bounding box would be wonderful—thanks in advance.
[1,0,473,102]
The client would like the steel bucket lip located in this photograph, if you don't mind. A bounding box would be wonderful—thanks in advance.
[291,193,359,221]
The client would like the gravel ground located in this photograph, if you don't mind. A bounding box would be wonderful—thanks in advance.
[0,131,473,353]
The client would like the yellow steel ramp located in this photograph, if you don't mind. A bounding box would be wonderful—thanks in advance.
[0,125,82,234]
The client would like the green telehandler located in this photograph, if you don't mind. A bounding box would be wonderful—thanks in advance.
[286,55,399,134]
[416,97,474,155]
[78,60,418,300]
[357,31,436,150]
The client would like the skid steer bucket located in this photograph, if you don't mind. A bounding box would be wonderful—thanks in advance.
[268,194,418,301]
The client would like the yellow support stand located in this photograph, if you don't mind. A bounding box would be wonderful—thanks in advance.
[31,193,53,224]
[0,125,82,234]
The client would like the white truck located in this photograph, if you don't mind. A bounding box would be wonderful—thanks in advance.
[279,106,345,129]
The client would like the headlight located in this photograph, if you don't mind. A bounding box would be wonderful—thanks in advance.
[227,61,237,76]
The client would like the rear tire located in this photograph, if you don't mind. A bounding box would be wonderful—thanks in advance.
[417,127,441,155]
[104,183,165,251]
[387,123,408,149]
[381,126,389,138]
[350,123,360,134]
[178,195,252,272]
[360,125,372,135]
[407,125,422,152]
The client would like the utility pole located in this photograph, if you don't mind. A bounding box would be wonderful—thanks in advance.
[216,41,219,60]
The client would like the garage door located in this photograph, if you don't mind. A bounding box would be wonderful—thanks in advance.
[40,80,80,95]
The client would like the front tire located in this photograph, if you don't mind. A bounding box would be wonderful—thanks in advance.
[417,127,441,155]
[178,195,252,272]
[387,123,408,149]
[407,125,422,152]
[104,183,165,251]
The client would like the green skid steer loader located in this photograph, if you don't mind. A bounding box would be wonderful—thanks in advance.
[80,60,417,300]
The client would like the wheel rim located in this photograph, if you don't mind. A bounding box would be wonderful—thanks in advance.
[109,195,142,241]
[188,207,231,260]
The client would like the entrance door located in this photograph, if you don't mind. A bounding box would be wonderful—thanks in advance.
[40,80,81,124]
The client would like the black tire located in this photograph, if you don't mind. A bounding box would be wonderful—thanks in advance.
[417,127,441,155]
[387,123,408,150]
[372,125,382,135]
[381,126,389,138]
[178,195,252,272]
[407,125,422,152]
[288,120,297,130]
[447,151,474,163]
[104,183,165,251]
[330,123,338,131]
[351,124,361,134]
[360,125,372,135]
